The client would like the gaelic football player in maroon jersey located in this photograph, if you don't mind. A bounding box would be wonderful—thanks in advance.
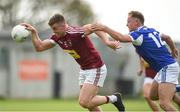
[21,13,125,111]
[137,57,160,111]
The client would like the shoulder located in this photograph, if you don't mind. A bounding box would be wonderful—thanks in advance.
[50,34,58,40]
[66,25,84,34]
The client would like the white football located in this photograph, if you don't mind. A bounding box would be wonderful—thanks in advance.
[11,25,30,43]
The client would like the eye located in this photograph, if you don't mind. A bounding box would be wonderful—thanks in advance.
[52,27,56,31]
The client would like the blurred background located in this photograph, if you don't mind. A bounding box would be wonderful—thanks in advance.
[0,0,180,100]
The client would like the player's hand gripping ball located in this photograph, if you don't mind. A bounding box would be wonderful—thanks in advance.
[11,25,30,43]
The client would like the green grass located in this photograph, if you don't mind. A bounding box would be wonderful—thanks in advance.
[6,96,180,112]
[4,97,177,111]
[0,97,154,111]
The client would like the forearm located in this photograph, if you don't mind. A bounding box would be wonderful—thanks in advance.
[94,31,109,45]
[166,38,176,51]
[94,31,120,50]
[103,26,124,41]
[161,34,178,58]
[31,31,43,52]
[163,35,176,51]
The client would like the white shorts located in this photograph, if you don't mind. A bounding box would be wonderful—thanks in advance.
[143,77,154,85]
[154,62,180,84]
[79,64,107,87]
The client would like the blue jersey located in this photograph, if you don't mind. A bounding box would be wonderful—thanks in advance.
[129,26,175,72]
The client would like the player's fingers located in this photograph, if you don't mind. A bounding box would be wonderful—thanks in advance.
[25,27,31,31]
[20,23,29,27]
[116,45,121,49]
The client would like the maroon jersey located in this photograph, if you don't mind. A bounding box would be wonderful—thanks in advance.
[50,25,104,70]
[145,67,157,78]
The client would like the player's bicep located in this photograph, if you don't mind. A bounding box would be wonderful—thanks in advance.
[123,34,133,42]
[40,39,56,51]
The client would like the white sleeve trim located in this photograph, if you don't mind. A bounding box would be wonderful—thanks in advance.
[128,34,134,41]
[49,39,57,45]
[129,34,143,46]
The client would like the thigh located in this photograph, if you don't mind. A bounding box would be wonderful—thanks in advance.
[149,80,158,100]
[79,83,99,102]
[158,83,176,102]
[143,77,154,97]
[143,83,152,97]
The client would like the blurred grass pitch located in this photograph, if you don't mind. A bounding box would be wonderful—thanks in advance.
[0,98,153,111]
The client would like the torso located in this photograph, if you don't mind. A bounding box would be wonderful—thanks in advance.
[50,25,104,69]
[129,26,175,72]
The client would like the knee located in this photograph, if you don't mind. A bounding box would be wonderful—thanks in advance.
[143,92,149,99]
[144,96,150,101]
[79,99,90,109]
[159,101,169,110]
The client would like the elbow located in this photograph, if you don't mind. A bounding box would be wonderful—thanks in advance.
[34,45,44,52]
[104,40,111,46]
[36,49,43,52]
[161,34,171,41]
[164,35,171,41]
[167,36,172,41]
[104,39,109,44]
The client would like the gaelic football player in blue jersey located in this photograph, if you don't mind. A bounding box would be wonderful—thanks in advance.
[92,11,180,111]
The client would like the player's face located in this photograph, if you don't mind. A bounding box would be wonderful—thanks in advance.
[126,16,139,32]
[51,22,67,37]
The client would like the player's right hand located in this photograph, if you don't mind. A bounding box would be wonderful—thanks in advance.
[91,22,106,31]
[21,23,37,34]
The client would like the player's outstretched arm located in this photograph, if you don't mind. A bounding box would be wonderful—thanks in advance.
[91,23,132,42]
[161,34,179,58]
[94,31,121,50]
[21,23,55,52]
[83,24,120,50]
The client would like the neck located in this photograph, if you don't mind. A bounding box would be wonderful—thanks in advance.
[58,24,68,38]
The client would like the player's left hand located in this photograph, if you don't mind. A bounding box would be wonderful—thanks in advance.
[107,40,121,50]
[137,69,143,76]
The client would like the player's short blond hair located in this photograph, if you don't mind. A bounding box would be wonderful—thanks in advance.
[128,11,144,25]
